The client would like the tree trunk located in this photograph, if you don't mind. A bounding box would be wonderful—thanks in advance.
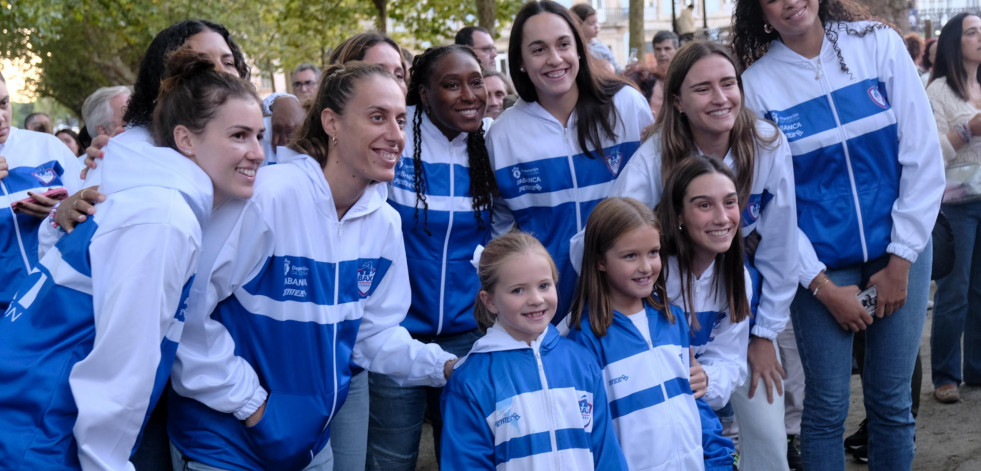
[865,0,910,33]
[629,0,644,59]
[373,0,388,32]
[477,0,496,37]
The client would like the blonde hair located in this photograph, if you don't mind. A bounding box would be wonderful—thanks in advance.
[473,232,558,333]
[569,197,672,338]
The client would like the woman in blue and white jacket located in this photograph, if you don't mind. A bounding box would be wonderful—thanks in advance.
[168,62,457,471]
[0,50,265,470]
[732,0,944,468]
[368,45,496,470]
[487,0,654,318]
[609,41,798,470]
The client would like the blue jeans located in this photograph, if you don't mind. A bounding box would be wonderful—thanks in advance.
[791,243,931,471]
[330,369,369,471]
[365,329,481,471]
[931,201,981,387]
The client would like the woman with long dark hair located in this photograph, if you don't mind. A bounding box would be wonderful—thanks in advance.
[925,12,981,405]
[486,0,654,319]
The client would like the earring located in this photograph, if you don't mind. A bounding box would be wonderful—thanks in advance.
[679,225,684,231]
[331,136,337,146]
[764,23,774,34]
[519,66,525,72]
[182,149,192,156]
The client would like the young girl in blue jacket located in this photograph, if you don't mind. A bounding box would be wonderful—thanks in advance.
[441,232,627,471]
[567,196,730,470]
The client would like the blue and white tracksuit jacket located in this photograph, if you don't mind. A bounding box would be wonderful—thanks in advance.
[0,126,82,307]
[609,120,798,340]
[0,137,210,470]
[566,302,705,470]
[387,106,491,336]
[665,257,753,410]
[742,21,944,284]
[168,149,455,471]
[486,88,654,319]
[441,323,628,471]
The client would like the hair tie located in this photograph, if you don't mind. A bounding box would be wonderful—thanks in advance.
[470,244,485,270]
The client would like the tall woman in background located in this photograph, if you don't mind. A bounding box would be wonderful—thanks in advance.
[486,0,653,319]
[925,12,981,404]
[732,0,944,468]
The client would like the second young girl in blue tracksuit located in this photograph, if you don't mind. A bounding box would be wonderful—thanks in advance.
[441,232,627,471]
[567,196,730,470]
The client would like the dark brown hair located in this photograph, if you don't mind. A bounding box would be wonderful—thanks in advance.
[931,12,981,99]
[658,155,750,326]
[508,0,631,160]
[151,48,259,151]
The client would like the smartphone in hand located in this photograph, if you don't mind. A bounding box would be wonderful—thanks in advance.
[857,286,878,317]
[10,187,69,210]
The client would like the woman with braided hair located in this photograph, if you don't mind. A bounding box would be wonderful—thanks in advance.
[367,44,497,471]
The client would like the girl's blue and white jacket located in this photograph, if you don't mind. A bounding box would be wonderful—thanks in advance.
[486,88,654,318]
[387,105,491,336]
[566,302,705,470]
[609,120,798,340]
[665,257,753,410]
[168,148,456,471]
[0,126,82,307]
[441,323,628,471]
[0,136,210,470]
[741,21,943,284]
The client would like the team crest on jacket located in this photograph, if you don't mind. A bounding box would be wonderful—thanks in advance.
[32,166,56,185]
[578,392,594,429]
[512,167,521,179]
[868,86,887,109]
[605,150,623,176]
[357,261,377,297]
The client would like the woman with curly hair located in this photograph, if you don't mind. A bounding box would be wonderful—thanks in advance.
[731,0,944,469]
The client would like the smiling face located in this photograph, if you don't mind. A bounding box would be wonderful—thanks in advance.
[479,249,558,344]
[520,12,580,105]
[675,54,741,149]
[421,50,487,139]
[600,224,662,314]
[186,30,239,76]
[179,97,265,207]
[681,172,740,274]
[759,0,823,49]
[484,75,508,119]
[322,74,407,189]
[363,43,407,95]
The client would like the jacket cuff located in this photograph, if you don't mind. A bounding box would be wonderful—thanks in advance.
[750,325,779,341]
[886,243,918,264]
[233,386,269,421]
[429,351,458,388]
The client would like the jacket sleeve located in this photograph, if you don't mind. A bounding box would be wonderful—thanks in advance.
[486,129,516,237]
[697,397,736,471]
[697,313,749,410]
[926,80,961,164]
[352,228,456,387]
[440,380,496,470]
[748,126,799,339]
[69,223,198,471]
[170,199,272,420]
[878,27,944,262]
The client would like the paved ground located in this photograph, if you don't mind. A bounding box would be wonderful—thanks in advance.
[416,308,981,470]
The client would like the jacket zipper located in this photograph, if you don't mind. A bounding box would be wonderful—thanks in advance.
[534,347,561,469]
[436,145,454,336]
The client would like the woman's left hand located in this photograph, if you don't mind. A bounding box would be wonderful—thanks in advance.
[747,336,785,403]
[868,254,911,318]
[689,350,708,399]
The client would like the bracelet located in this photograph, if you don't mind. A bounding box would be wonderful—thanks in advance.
[811,275,831,297]
[49,201,64,232]
[955,123,972,144]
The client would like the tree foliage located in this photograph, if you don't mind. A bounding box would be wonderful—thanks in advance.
[0,0,523,115]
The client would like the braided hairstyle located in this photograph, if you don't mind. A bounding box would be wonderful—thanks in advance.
[405,45,498,233]
[731,0,890,75]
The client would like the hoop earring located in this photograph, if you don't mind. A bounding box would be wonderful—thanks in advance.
[764,23,774,34]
